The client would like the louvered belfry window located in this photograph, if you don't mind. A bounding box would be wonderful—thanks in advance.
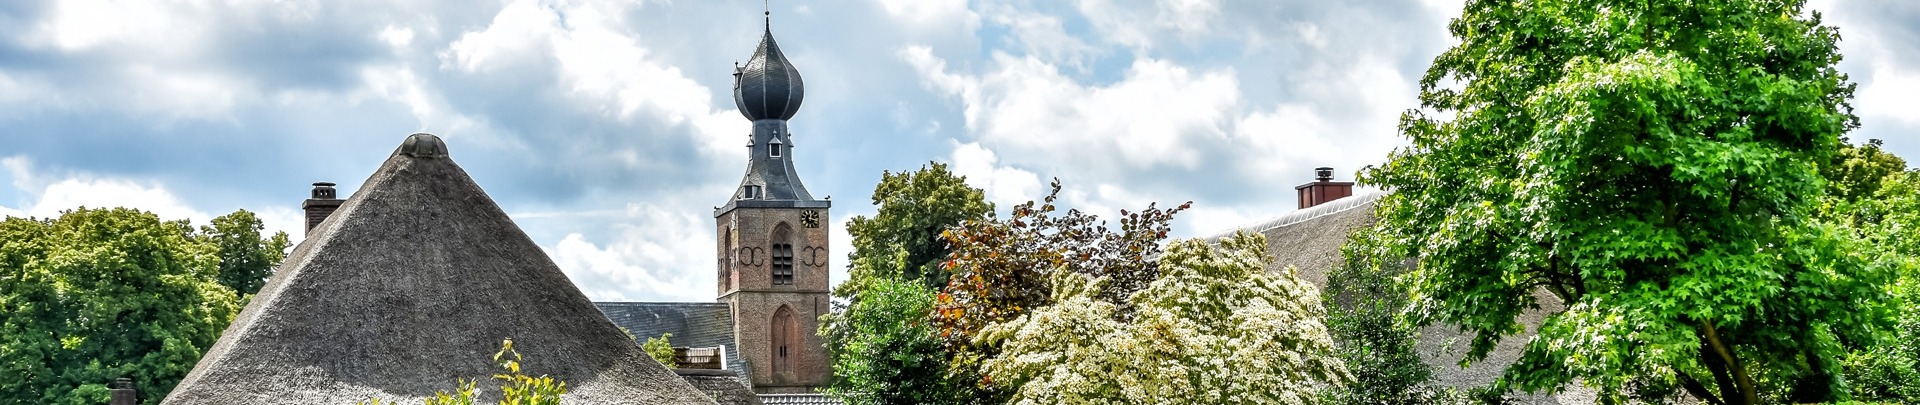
[771,223,794,285]
[771,244,794,285]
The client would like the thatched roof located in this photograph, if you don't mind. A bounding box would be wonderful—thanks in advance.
[673,369,764,405]
[164,134,715,404]
[1216,191,1594,404]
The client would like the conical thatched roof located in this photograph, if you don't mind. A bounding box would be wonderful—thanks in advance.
[164,134,715,404]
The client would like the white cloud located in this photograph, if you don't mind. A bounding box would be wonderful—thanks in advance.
[874,0,981,34]
[947,141,1043,209]
[904,46,1239,172]
[441,0,748,160]
[1072,0,1222,50]
[545,203,716,302]
[1857,63,1920,128]
[0,156,211,223]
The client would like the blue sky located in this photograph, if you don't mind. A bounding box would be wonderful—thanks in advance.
[2,0,1915,302]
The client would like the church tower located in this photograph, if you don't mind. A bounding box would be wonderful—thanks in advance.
[715,13,832,394]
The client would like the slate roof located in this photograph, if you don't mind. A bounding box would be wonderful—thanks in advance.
[163,134,715,405]
[596,302,749,374]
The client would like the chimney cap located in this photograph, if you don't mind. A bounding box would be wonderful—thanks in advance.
[312,182,336,188]
[1314,167,1335,182]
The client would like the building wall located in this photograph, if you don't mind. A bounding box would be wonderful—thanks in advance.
[716,206,832,393]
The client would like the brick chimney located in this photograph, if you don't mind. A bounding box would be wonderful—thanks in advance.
[1295,167,1354,209]
[302,182,342,236]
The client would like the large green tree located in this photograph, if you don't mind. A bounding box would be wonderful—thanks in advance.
[841,162,994,292]
[1357,0,1887,403]
[201,209,291,297]
[0,208,242,404]
[1817,140,1919,402]
[822,162,991,404]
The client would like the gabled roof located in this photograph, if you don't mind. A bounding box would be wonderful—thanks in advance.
[596,302,748,373]
[164,134,714,404]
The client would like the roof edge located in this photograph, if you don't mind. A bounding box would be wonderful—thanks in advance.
[1205,189,1386,241]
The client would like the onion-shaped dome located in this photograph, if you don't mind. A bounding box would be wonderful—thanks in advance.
[733,21,804,121]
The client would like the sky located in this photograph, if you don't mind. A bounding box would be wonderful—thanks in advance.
[1,0,1915,302]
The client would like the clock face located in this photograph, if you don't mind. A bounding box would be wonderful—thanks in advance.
[800,210,821,228]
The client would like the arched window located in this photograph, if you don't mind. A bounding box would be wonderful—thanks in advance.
[772,305,796,374]
[720,228,733,290]
[771,223,794,285]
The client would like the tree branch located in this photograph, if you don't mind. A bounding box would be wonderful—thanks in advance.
[1699,320,1758,404]
[1674,367,1726,405]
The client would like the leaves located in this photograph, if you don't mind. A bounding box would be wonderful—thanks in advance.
[0,208,242,404]
[977,232,1349,405]
[1361,0,1883,403]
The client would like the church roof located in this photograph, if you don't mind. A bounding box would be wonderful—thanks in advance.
[596,302,749,374]
[733,18,804,121]
[164,134,715,405]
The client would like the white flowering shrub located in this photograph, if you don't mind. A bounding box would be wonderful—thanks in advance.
[978,232,1350,405]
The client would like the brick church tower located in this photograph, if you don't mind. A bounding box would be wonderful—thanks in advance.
[714,13,832,394]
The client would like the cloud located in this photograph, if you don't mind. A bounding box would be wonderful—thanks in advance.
[0,155,209,224]
[948,141,1043,209]
[542,203,717,302]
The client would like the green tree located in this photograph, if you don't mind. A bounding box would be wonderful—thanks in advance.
[1816,142,1920,402]
[821,163,992,403]
[642,333,675,368]
[1323,241,1435,405]
[824,273,963,405]
[1357,1,1886,403]
[977,232,1349,404]
[841,162,994,291]
[201,209,292,297]
[0,208,241,404]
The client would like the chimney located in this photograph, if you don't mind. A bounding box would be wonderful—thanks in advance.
[302,182,343,236]
[1295,167,1354,209]
[110,378,135,405]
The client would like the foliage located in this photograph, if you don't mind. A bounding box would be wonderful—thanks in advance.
[977,232,1349,404]
[1322,239,1436,405]
[840,162,995,292]
[1819,149,1920,402]
[932,179,1188,372]
[642,333,675,368]
[1820,139,1907,203]
[824,274,965,405]
[1360,0,1884,403]
[823,162,991,403]
[0,208,241,404]
[200,209,292,297]
[359,339,567,405]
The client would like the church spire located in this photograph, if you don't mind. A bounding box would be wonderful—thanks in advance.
[723,8,819,209]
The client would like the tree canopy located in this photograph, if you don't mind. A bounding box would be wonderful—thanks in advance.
[977,232,1348,404]
[824,162,991,404]
[1357,0,1886,403]
[201,209,291,297]
[0,208,248,404]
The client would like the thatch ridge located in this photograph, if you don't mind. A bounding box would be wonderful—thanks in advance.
[164,135,714,404]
